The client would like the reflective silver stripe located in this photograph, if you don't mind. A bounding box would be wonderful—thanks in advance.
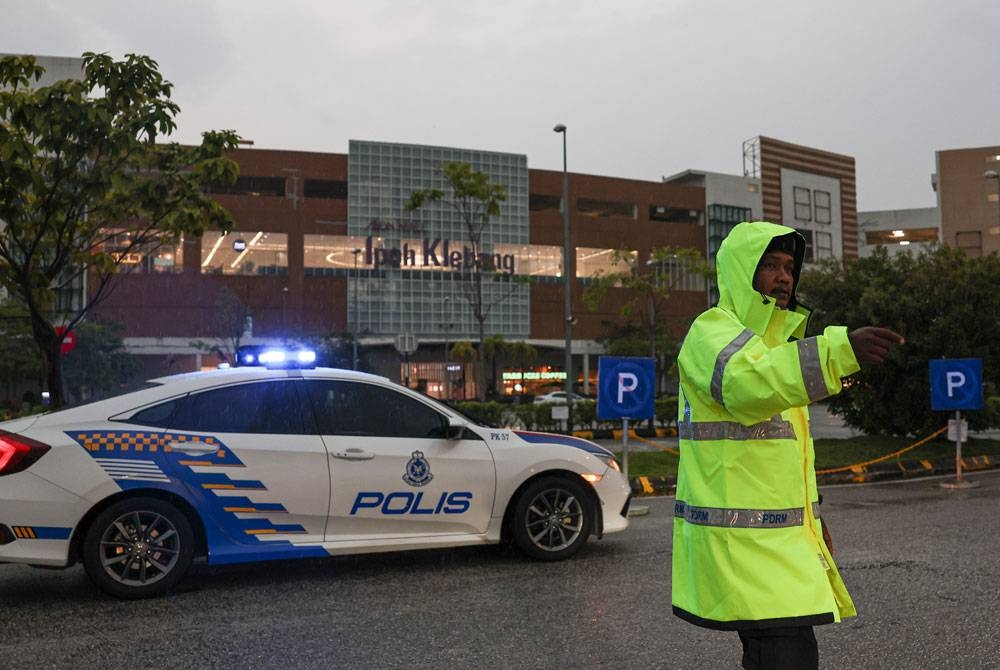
[797,337,830,403]
[674,501,821,528]
[678,415,795,441]
[710,329,755,406]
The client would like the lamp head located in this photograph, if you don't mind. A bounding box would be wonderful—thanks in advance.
[553,124,566,133]
[985,170,1000,180]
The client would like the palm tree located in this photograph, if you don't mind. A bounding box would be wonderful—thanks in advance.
[481,334,507,399]
[507,340,538,398]
[449,341,478,400]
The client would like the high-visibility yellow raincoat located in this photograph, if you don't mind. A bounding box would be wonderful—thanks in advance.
[672,221,860,630]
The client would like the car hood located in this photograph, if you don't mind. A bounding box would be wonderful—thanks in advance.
[513,430,614,457]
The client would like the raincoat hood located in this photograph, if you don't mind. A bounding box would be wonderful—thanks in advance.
[716,221,808,339]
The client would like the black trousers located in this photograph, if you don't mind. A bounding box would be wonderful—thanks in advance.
[738,626,818,670]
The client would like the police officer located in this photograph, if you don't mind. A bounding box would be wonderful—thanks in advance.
[671,221,903,669]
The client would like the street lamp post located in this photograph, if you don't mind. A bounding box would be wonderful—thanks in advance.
[554,123,573,433]
[443,296,451,400]
[351,247,362,370]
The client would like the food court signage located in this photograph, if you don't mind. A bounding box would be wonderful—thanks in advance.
[363,236,515,274]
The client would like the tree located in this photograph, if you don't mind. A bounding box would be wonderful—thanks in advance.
[405,162,511,401]
[481,333,507,398]
[583,246,711,395]
[450,340,478,400]
[0,302,44,402]
[190,287,253,366]
[507,340,538,397]
[800,245,1000,436]
[0,53,239,407]
[62,319,138,403]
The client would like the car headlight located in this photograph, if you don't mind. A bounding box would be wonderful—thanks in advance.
[595,452,621,472]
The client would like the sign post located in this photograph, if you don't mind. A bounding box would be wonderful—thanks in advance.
[395,333,418,388]
[930,358,983,489]
[597,357,655,480]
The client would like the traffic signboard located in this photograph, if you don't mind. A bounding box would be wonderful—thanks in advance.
[930,358,983,411]
[597,357,655,420]
[55,326,76,355]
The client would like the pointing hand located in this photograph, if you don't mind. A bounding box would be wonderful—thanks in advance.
[849,327,905,366]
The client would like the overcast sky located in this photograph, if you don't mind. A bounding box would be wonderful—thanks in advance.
[4,0,999,211]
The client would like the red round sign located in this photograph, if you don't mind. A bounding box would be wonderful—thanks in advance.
[55,326,76,355]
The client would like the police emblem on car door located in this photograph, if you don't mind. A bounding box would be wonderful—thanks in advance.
[304,378,495,542]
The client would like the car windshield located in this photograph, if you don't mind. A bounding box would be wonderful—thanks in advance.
[427,396,495,428]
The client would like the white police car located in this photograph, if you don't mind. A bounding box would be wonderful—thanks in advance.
[0,350,630,598]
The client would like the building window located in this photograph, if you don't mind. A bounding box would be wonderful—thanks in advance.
[493,244,562,278]
[649,255,707,292]
[815,231,833,259]
[201,231,288,275]
[577,197,636,219]
[99,230,184,274]
[814,190,832,224]
[577,247,635,279]
[649,206,700,223]
[303,179,347,199]
[956,231,982,257]
[529,194,561,212]
[208,176,286,197]
[304,235,369,275]
[793,187,812,222]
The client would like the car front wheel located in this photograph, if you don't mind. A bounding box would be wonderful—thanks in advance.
[511,475,594,561]
[82,497,195,599]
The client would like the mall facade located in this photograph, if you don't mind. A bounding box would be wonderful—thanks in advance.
[92,137,858,399]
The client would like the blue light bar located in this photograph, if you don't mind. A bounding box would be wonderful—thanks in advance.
[258,350,287,365]
[235,345,317,369]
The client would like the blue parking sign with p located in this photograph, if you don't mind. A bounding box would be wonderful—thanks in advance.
[930,358,983,411]
[597,357,655,420]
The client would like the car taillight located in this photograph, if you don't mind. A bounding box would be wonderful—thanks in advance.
[0,430,51,476]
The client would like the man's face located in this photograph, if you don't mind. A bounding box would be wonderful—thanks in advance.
[753,250,795,309]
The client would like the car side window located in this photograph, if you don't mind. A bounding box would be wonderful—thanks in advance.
[125,398,182,428]
[304,380,448,438]
[170,381,308,434]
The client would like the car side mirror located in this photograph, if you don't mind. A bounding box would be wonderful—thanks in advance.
[446,416,469,440]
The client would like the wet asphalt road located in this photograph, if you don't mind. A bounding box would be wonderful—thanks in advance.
[1,470,998,669]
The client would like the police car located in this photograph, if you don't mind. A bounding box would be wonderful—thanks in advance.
[0,349,630,598]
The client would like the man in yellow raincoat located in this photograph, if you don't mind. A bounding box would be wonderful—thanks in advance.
[672,221,904,669]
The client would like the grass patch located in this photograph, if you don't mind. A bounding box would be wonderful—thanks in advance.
[613,436,1000,478]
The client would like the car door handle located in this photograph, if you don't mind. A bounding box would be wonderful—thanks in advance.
[331,448,375,461]
[167,441,218,455]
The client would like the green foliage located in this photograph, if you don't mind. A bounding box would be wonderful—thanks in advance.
[0,52,240,406]
[800,246,1000,436]
[0,303,44,397]
[655,395,678,426]
[406,162,509,401]
[62,320,139,402]
[583,246,709,394]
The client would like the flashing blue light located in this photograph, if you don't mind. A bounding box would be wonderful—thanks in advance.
[259,350,287,365]
[235,345,317,369]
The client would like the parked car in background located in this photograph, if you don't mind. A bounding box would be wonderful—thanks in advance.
[534,391,586,404]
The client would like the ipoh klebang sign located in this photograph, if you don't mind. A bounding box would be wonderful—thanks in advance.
[363,236,516,274]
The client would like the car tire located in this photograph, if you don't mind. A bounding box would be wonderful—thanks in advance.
[510,475,594,561]
[82,497,195,599]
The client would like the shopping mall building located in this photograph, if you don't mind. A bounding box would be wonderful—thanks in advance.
[92,136,861,399]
